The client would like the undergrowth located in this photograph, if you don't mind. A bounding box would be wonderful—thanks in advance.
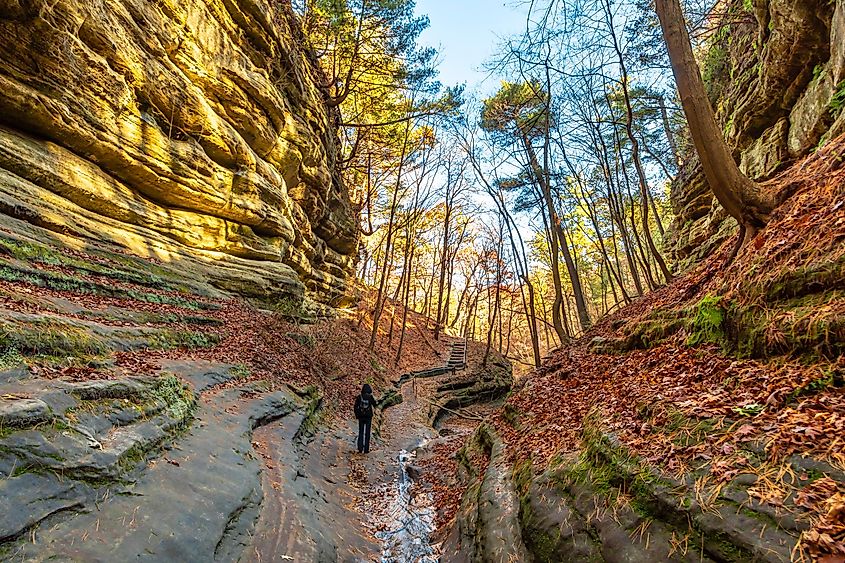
[149,374,196,420]
[0,262,209,310]
[147,330,220,350]
[0,236,169,289]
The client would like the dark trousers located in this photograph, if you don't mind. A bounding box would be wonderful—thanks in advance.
[357,418,372,453]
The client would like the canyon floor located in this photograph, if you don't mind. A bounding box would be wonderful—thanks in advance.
[0,218,507,562]
[0,138,844,562]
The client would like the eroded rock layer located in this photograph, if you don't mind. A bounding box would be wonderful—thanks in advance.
[668,0,845,269]
[0,0,357,304]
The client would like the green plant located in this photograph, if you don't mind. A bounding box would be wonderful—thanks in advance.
[788,368,842,402]
[147,330,220,350]
[150,374,195,420]
[687,295,726,346]
[723,115,734,137]
[0,236,171,288]
[732,403,764,417]
[0,346,24,369]
[230,364,251,379]
[0,321,108,359]
[0,237,62,263]
[0,262,203,309]
[702,45,727,87]
[274,296,303,317]
[830,80,845,115]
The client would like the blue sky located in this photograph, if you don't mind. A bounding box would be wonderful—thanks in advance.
[414,0,527,96]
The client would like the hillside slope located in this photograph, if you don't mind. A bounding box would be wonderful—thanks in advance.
[443,137,844,561]
[668,0,845,269]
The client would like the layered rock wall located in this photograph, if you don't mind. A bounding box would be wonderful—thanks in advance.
[667,0,845,269]
[0,0,358,304]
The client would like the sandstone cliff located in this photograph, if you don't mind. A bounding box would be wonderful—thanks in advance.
[0,0,358,305]
[667,0,845,269]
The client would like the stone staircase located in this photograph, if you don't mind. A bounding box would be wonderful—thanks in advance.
[445,339,467,371]
[395,339,469,386]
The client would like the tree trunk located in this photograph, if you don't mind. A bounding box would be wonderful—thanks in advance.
[434,204,451,341]
[369,121,410,349]
[655,0,773,243]
[596,115,644,296]
[521,136,569,342]
[523,137,591,333]
[395,244,415,364]
[659,95,680,170]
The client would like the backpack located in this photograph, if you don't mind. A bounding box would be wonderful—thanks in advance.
[355,394,373,419]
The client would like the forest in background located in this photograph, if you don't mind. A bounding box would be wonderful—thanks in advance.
[292,0,749,369]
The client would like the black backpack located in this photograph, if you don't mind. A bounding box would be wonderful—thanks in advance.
[355,394,373,419]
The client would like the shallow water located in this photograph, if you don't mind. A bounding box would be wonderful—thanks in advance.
[376,448,441,563]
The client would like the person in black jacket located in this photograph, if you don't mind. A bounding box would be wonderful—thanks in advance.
[354,383,378,454]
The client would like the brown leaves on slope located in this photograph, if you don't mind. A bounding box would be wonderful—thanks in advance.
[111,296,445,415]
[494,342,844,557]
[493,137,845,559]
[796,478,845,560]
[1,235,444,417]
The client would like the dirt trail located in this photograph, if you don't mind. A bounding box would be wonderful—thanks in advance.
[247,340,479,563]
[244,340,484,562]
[0,318,489,562]
[0,228,494,562]
[247,416,379,562]
[356,341,479,562]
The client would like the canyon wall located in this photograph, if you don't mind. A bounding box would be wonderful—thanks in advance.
[667,0,845,269]
[0,0,358,304]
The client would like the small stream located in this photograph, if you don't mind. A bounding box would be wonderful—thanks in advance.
[375,447,441,563]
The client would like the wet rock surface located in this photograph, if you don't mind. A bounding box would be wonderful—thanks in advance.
[376,449,439,563]
[0,364,301,561]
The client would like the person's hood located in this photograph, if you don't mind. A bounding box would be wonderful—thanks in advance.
[362,383,373,395]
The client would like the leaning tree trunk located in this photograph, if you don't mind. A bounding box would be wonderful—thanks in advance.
[655,0,773,246]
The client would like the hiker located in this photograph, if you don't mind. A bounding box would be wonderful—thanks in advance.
[354,383,379,454]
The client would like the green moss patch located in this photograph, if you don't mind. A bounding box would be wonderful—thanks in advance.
[0,236,170,290]
[146,329,220,350]
[0,261,212,310]
[0,320,108,360]
[148,374,196,420]
[687,295,726,347]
